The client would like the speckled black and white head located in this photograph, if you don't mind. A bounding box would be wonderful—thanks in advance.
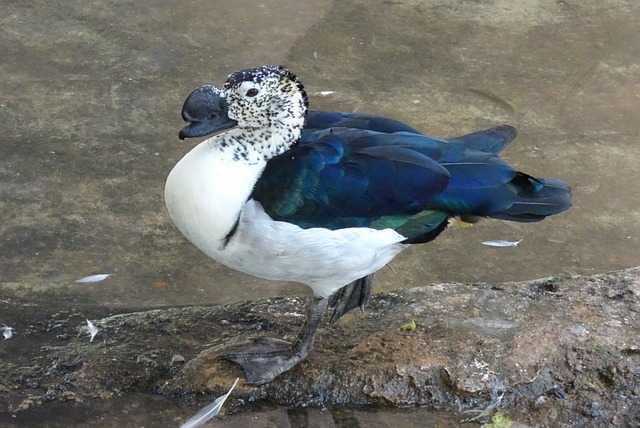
[221,66,309,161]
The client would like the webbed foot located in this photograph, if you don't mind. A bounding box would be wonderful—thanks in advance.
[221,297,330,385]
[222,337,307,385]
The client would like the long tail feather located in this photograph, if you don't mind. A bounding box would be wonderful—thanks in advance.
[490,176,572,222]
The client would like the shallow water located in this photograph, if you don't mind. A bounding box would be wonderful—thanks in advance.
[1,0,639,425]
[2,397,475,427]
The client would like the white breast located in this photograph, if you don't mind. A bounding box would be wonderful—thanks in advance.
[164,136,265,256]
[165,137,408,298]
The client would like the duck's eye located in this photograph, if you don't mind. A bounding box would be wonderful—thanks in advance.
[246,88,259,97]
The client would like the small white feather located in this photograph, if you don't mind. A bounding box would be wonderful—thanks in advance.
[85,319,99,342]
[2,325,14,340]
[481,239,522,247]
[75,274,113,283]
[312,91,335,96]
[180,378,239,428]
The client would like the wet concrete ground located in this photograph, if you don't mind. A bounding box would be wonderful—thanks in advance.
[2,0,639,307]
[1,0,639,426]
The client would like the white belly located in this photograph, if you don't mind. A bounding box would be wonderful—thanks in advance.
[220,200,407,298]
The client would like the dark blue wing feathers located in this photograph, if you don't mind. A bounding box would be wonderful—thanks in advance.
[490,177,572,222]
[305,111,423,135]
[253,131,450,229]
[446,124,517,154]
[252,112,571,241]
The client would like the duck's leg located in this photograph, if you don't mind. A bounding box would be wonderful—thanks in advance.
[328,274,373,323]
[222,296,330,385]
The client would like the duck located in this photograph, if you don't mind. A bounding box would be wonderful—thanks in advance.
[165,65,572,385]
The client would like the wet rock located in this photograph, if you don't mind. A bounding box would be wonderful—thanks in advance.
[0,268,639,427]
[584,401,602,418]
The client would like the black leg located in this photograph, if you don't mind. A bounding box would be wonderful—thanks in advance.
[222,297,329,385]
[328,274,373,323]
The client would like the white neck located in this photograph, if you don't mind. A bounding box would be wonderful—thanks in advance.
[219,128,294,164]
[164,130,268,255]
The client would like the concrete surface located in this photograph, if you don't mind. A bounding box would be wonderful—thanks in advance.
[1,0,639,426]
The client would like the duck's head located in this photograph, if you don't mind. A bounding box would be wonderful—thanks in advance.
[178,66,308,142]
[223,65,308,131]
